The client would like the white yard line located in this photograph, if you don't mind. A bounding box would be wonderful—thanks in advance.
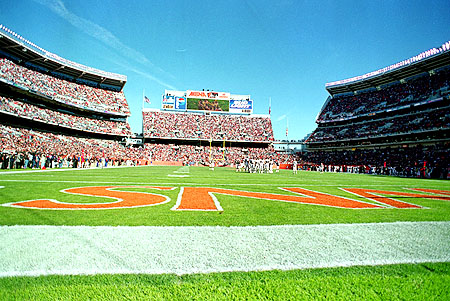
[0,221,448,277]
[168,166,190,177]
[173,166,190,173]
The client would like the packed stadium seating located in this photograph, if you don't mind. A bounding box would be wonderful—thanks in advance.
[142,143,291,165]
[0,125,130,169]
[302,46,450,179]
[307,104,450,143]
[297,143,449,179]
[317,66,450,122]
[143,111,274,142]
[0,58,130,115]
[0,124,291,169]
[0,97,131,136]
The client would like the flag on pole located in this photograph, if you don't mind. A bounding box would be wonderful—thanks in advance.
[269,97,271,115]
[286,117,289,137]
[144,96,151,104]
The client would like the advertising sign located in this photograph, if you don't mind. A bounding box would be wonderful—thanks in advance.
[175,97,186,110]
[186,90,230,100]
[229,99,253,114]
[163,90,251,113]
[163,95,175,104]
[162,95,175,110]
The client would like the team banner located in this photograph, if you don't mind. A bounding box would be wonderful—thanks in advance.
[229,99,253,114]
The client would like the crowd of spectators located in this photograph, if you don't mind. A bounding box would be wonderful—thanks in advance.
[0,124,290,169]
[143,111,274,142]
[297,144,449,179]
[0,58,130,115]
[0,125,135,169]
[308,105,450,143]
[141,144,292,166]
[318,67,450,122]
[1,124,447,179]
[0,97,131,136]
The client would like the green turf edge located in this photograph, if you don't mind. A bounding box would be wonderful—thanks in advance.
[0,263,449,300]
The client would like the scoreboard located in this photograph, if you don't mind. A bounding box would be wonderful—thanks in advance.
[163,90,253,114]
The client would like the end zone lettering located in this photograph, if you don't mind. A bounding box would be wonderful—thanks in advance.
[3,186,449,210]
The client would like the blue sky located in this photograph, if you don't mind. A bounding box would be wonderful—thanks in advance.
[1,0,449,139]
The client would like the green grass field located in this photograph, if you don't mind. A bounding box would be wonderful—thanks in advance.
[0,166,449,299]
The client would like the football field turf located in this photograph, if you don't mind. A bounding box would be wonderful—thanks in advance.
[0,166,449,299]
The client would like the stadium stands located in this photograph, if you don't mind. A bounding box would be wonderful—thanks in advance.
[303,43,450,179]
[0,124,292,169]
[143,110,274,142]
[308,103,450,143]
[297,144,449,179]
[0,25,132,152]
[318,66,450,122]
[0,58,130,116]
[0,125,132,169]
[0,97,131,136]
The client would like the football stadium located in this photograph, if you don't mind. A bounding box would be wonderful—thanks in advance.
[1,4,450,299]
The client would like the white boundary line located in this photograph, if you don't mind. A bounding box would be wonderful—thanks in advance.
[1,178,448,188]
[0,165,154,175]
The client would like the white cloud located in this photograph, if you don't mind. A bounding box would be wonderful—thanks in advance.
[113,60,177,90]
[33,0,175,88]
[276,114,287,122]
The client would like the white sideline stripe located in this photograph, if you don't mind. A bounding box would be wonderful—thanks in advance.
[0,179,439,188]
[0,165,150,175]
[0,221,449,277]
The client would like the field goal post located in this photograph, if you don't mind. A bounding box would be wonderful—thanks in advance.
[209,137,226,163]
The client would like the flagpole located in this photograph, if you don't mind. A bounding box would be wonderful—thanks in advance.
[142,89,145,137]
[286,117,289,154]
[269,97,271,116]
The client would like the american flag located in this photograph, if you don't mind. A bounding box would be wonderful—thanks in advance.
[144,96,151,104]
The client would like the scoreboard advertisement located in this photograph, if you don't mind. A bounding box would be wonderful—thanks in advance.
[163,90,253,114]
[229,98,253,114]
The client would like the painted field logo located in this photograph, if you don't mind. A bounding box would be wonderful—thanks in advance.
[2,186,449,210]
[2,186,174,210]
